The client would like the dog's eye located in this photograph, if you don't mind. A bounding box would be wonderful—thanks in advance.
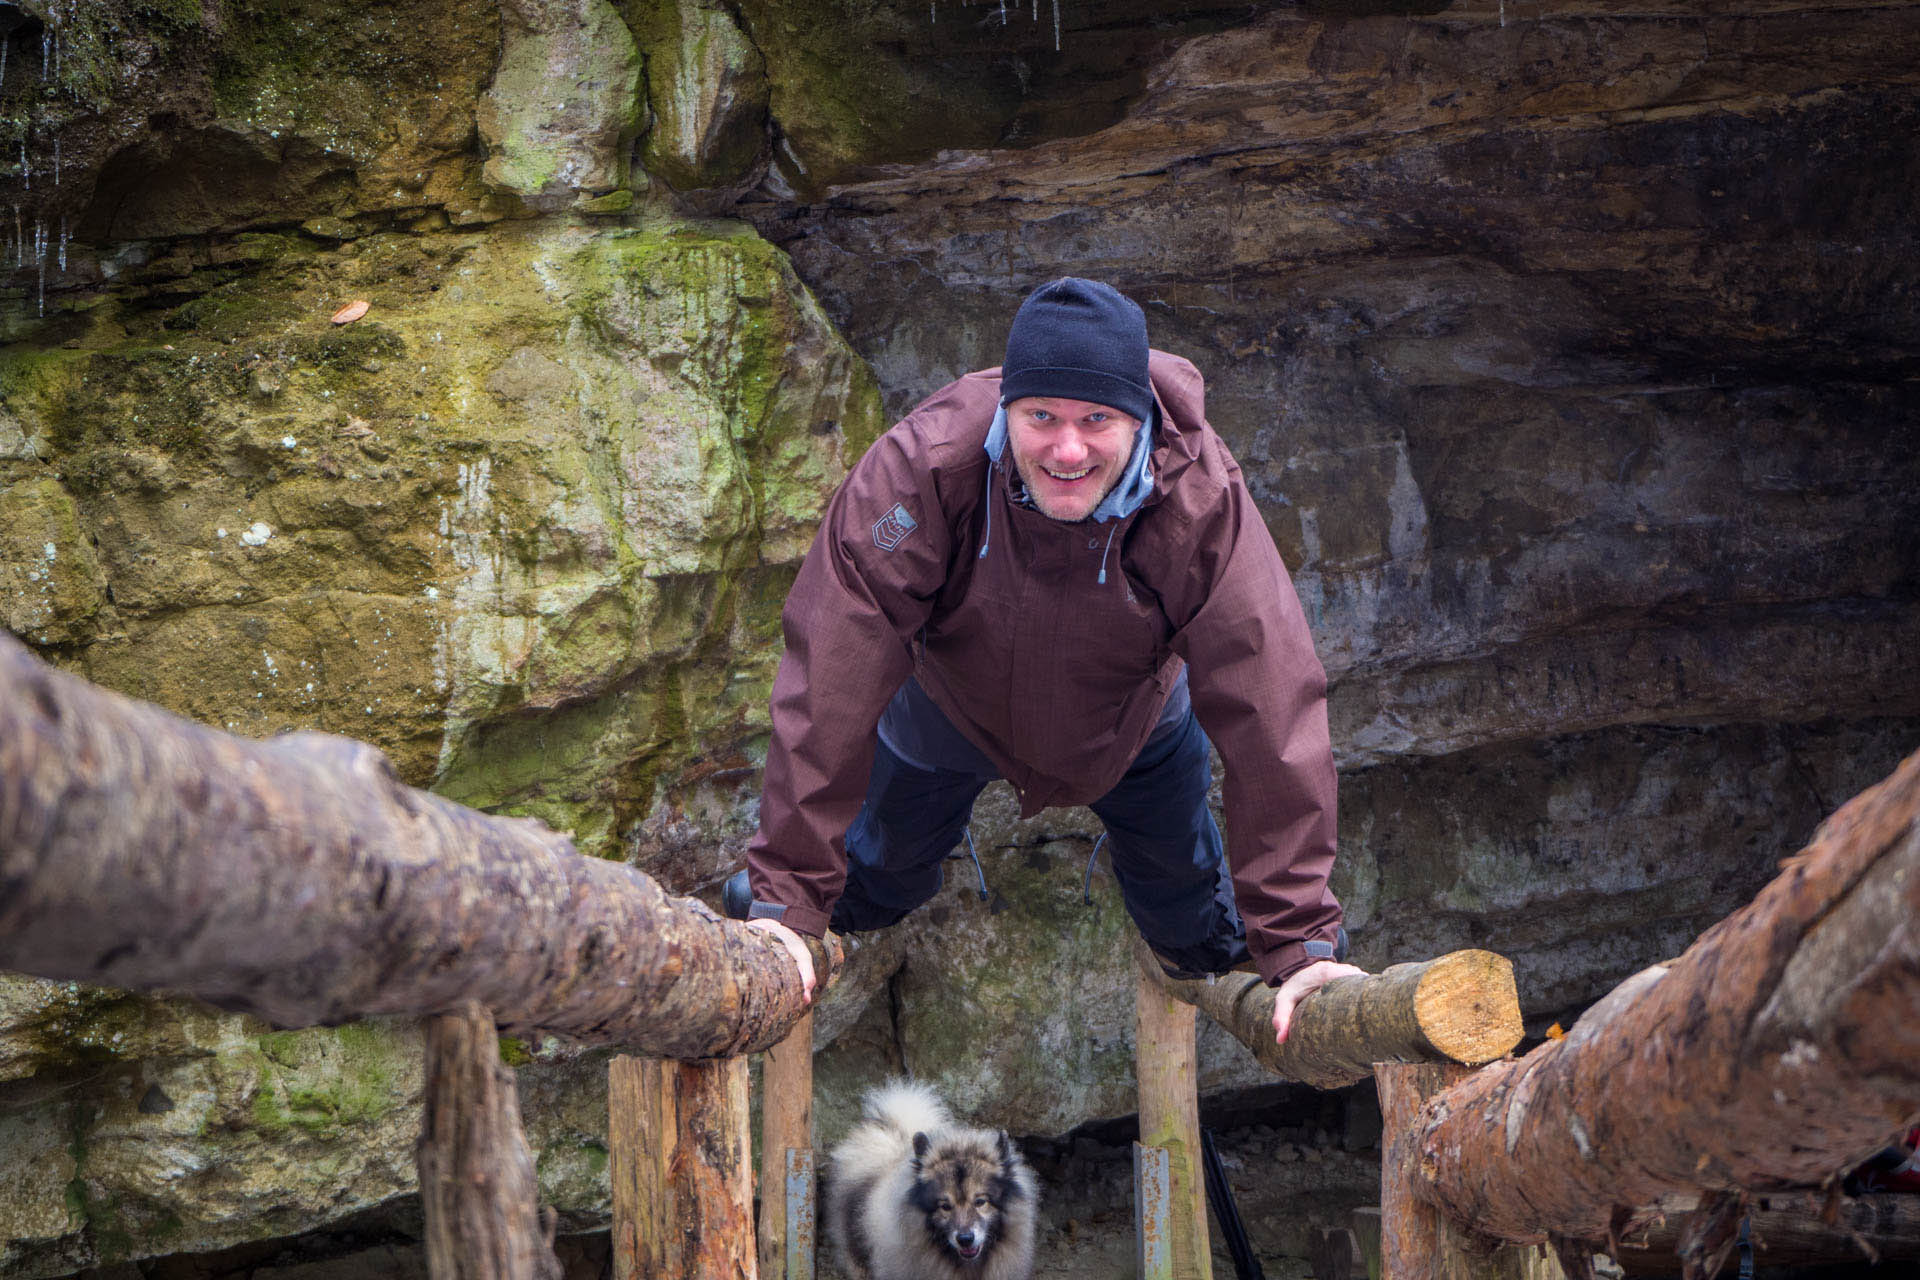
[938,1200,953,1212]
[973,1196,989,1208]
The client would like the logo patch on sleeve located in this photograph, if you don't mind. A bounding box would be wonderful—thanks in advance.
[871,502,918,551]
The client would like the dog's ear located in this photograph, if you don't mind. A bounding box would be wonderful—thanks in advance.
[997,1129,1016,1169]
[912,1131,931,1164]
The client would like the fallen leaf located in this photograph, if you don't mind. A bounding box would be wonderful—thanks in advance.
[1545,1022,1565,1040]
[331,299,371,325]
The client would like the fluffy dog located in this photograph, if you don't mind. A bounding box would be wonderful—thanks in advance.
[826,1079,1039,1280]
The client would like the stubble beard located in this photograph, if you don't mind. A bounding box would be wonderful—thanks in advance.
[1013,457,1123,523]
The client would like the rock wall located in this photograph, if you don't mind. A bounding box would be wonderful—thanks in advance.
[0,1,1915,1276]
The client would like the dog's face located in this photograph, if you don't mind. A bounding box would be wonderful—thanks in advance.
[910,1130,1022,1263]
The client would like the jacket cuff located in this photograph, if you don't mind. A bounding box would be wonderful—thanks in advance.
[1258,930,1346,987]
[774,903,830,939]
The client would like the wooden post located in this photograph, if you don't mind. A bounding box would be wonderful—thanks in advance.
[610,1055,756,1280]
[758,1011,815,1280]
[416,1001,561,1280]
[1136,968,1213,1280]
[1377,1063,1567,1280]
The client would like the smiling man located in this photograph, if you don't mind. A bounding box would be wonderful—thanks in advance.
[734,277,1361,1045]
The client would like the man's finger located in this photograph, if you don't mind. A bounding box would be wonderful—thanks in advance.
[745,919,816,1004]
[1270,959,1368,1046]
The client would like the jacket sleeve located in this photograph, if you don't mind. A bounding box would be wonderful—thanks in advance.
[746,420,960,937]
[1168,442,1343,986]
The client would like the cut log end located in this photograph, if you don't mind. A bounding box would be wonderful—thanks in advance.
[1411,950,1525,1066]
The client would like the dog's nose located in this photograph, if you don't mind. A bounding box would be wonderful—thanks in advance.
[955,1230,977,1248]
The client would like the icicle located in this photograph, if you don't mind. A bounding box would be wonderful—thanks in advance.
[40,30,47,81]
[2,38,10,92]
[58,216,66,273]
[1499,0,1507,27]
[53,136,59,186]
[35,218,44,317]
[19,142,27,192]
[12,205,20,269]
[1053,0,1061,51]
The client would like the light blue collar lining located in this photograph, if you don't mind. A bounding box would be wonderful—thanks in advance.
[984,402,1156,524]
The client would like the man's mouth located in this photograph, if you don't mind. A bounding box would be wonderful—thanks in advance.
[1044,466,1093,482]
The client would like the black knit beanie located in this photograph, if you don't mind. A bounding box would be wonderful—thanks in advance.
[1001,277,1153,422]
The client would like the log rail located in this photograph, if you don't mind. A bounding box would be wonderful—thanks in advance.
[12,626,1911,1280]
[1375,749,1920,1280]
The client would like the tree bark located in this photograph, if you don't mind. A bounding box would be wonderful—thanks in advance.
[418,1001,562,1280]
[1378,1064,1570,1280]
[1131,934,1523,1089]
[610,1054,756,1280]
[1409,749,1920,1249]
[1136,969,1213,1280]
[0,631,835,1057]
[1614,1192,1920,1273]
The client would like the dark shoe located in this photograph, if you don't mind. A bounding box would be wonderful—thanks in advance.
[722,870,753,921]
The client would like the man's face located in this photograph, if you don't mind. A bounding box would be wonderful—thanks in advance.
[1004,396,1139,523]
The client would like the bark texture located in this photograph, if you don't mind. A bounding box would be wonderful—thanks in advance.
[0,632,835,1057]
[1615,1192,1920,1273]
[1133,935,1522,1089]
[417,1001,562,1280]
[609,1054,756,1280]
[1411,750,1920,1247]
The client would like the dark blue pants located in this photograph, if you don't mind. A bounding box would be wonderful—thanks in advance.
[830,676,1251,976]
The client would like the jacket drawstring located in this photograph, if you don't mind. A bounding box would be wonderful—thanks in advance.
[1097,523,1117,585]
[978,465,994,560]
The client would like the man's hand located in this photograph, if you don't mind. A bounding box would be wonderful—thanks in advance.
[745,918,816,1005]
[1271,959,1366,1045]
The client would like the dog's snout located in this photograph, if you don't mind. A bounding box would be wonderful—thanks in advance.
[955,1229,977,1248]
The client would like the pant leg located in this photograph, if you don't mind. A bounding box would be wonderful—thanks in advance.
[832,733,994,933]
[1088,707,1251,976]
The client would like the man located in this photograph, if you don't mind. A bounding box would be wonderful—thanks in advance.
[734,277,1361,1045]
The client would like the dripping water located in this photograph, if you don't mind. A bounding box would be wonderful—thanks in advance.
[19,141,27,191]
[57,215,66,273]
[34,217,44,317]
[52,135,58,186]
[2,37,9,92]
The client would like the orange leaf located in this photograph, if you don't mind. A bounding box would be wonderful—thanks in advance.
[331,299,371,325]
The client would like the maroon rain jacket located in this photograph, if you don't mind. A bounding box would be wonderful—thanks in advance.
[747,351,1342,985]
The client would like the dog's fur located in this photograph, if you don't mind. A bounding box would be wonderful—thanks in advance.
[826,1080,1039,1280]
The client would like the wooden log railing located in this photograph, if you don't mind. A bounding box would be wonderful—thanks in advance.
[1128,929,1528,1279]
[21,625,1906,1280]
[0,631,842,1280]
[1132,933,1524,1088]
[1374,749,1920,1280]
[0,631,831,1056]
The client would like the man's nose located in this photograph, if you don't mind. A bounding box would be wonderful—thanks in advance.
[1052,429,1089,465]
